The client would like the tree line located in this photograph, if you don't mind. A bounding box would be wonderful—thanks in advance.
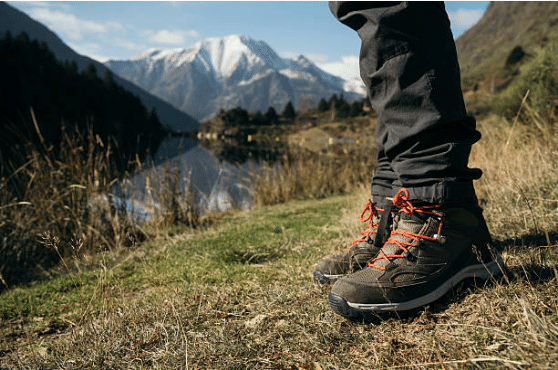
[0,31,168,183]
[217,94,370,128]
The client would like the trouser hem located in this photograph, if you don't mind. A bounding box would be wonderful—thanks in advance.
[371,186,396,209]
[373,181,478,207]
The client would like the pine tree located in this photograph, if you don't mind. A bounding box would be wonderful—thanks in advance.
[282,100,296,120]
[252,111,266,126]
[149,107,161,128]
[349,100,363,117]
[336,99,351,119]
[328,94,339,109]
[328,94,338,120]
[317,98,329,112]
[222,107,249,126]
[83,63,97,79]
[265,106,278,124]
[103,70,116,88]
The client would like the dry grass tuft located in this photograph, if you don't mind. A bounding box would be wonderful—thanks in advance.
[252,145,376,206]
[0,127,144,288]
[0,126,204,289]
[471,109,558,240]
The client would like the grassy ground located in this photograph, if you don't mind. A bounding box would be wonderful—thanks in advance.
[1,113,557,369]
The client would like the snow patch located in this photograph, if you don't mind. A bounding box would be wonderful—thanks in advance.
[238,70,273,86]
[279,68,314,81]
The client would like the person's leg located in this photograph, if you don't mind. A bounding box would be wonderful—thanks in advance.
[325,1,503,317]
[314,1,461,285]
[371,148,397,208]
[329,1,481,205]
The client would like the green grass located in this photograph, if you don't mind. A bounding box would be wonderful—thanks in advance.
[0,194,356,353]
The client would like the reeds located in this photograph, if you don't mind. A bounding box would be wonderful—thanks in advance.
[471,101,558,239]
[251,144,376,206]
[0,123,142,288]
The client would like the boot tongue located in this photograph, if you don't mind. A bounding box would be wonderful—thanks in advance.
[373,213,435,268]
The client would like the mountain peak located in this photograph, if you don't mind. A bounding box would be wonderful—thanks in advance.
[105,34,364,121]
[187,34,286,74]
[130,47,185,61]
[292,55,311,67]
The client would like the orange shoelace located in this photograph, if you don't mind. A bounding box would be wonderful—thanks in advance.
[368,188,444,270]
[350,199,384,248]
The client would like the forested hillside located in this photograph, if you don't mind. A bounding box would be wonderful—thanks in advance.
[0,31,168,184]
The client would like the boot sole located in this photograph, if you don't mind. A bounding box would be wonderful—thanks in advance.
[329,254,504,317]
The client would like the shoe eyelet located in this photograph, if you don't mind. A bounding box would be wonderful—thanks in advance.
[433,234,446,244]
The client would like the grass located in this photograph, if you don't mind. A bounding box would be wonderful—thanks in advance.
[1,110,558,368]
[0,124,142,289]
[251,115,377,206]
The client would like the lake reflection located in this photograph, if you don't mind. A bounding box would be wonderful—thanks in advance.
[117,137,257,220]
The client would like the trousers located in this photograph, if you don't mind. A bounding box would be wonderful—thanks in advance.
[329,1,482,208]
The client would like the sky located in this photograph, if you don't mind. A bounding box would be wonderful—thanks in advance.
[7,1,489,82]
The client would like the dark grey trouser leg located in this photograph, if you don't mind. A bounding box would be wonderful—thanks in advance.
[329,1,482,206]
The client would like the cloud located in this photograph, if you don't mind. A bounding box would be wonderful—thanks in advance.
[28,7,124,41]
[280,51,301,60]
[68,41,109,63]
[143,29,200,46]
[316,55,360,81]
[447,9,484,29]
[113,37,146,52]
[106,22,126,33]
[24,1,71,11]
[303,53,330,64]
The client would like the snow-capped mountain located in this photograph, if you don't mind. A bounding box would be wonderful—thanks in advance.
[105,35,364,122]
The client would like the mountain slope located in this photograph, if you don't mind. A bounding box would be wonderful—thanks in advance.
[456,1,558,90]
[0,33,169,180]
[0,2,199,133]
[106,35,363,122]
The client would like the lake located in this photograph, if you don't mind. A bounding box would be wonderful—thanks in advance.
[114,137,260,221]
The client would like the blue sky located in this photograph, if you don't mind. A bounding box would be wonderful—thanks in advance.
[8,1,489,81]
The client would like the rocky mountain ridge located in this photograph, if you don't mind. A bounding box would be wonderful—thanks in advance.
[105,35,364,122]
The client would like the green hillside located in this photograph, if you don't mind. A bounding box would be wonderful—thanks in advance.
[456,2,558,119]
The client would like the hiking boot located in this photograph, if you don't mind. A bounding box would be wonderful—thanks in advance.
[313,200,394,285]
[328,188,504,318]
